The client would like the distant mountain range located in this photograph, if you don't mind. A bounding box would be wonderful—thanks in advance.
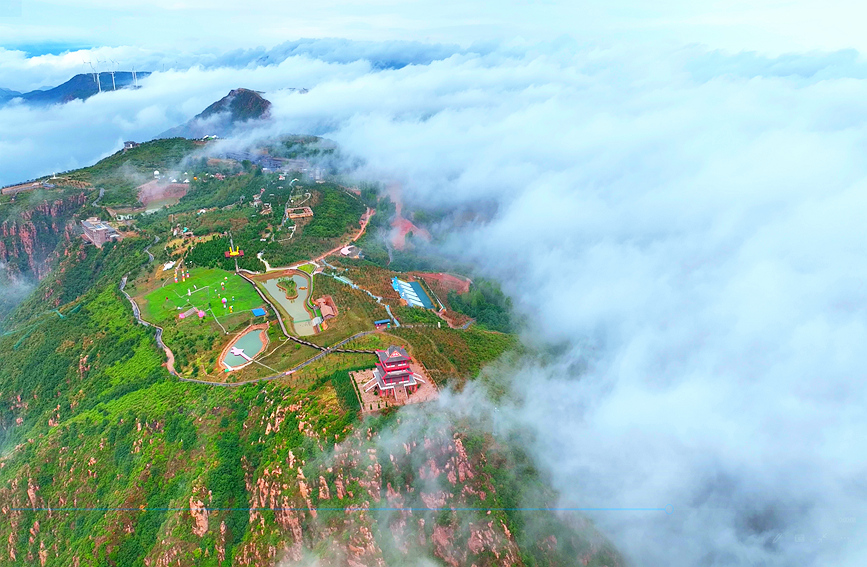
[158,88,275,139]
[0,72,150,105]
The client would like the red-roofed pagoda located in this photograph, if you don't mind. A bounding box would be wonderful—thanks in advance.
[363,345,424,398]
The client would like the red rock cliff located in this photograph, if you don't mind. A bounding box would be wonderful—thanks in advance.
[0,193,87,279]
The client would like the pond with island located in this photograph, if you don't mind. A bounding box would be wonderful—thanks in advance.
[259,271,317,336]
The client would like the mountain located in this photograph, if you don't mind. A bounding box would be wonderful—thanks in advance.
[199,87,271,122]
[159,88,272,139]
[0,87,21,103]
[0,72,150,106]
[0,140,623,566]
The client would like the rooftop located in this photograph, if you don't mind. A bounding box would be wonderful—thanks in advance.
[82,217,116,232]
[375,345,410,364]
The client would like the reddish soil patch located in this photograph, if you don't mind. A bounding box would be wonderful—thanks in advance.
[412,272,471,295]
[391,218,430,250]
[387,182,431,250]
[438,309,473,329]
[137,180,189,205]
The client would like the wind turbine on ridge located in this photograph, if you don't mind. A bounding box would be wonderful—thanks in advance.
[87,61,102,93]
[109,60,118,91]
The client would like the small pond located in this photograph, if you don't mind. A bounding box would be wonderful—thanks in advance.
[222,328,265,369]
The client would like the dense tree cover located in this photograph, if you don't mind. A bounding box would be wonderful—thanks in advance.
[176,171,263,211]
[325,368,363,413]
[303,190,365,238]
[448,279,513,333]
[207,405,250,559]
[277,277,297,297]
[259,187,366,267]
[3,237,148,331]
[73,138,199,180]
[273,136,335,159]
[164,411,198,450]
[185,235,265,272]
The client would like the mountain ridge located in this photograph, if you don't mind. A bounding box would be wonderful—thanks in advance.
[0,72,151,106]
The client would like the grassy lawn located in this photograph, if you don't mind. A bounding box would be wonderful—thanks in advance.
[133,267,267,377]
[141,267,264,324]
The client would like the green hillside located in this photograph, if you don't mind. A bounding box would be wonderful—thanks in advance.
[0,139,623,566]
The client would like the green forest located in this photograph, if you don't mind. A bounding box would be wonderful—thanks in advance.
[448,279,513,333]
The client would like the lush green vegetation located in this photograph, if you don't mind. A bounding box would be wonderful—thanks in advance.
[64,138,200,207]
[303,189,365,238]
[276,277,297,298]
[176,170,263,211]
[185,235,265,272]
[0,136,624,567]
[390,326,517,383]
[324,367,363,413]
[448,279,513,333]
[273,136,336,160]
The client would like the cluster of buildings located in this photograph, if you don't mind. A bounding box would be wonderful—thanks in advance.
[81,217,122,247]
[286,206,313,219]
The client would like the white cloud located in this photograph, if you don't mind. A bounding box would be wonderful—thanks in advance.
[3,38,867,565]
[282,43,867,565]
[5,0,867,56]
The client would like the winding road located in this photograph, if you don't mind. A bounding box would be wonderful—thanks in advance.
[120,273,178,376]
[118,203,466,387]
[120,221,381,384]
[175,329,379,387]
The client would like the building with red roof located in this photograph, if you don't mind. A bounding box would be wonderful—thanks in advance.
[363,345,425,398]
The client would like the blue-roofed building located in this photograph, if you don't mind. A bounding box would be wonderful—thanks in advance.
[251,307,267,317]
[391,277,434,309]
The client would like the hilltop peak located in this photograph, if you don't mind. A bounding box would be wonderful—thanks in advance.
[198,88,271,122]
[158,87,278,140]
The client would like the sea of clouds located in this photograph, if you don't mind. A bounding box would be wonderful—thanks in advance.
[3,38,866,565]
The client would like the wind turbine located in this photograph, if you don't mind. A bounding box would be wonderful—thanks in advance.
[96,59,109,93]
[87,62,102,93]
[109,60,118,90]
[132,67,138,88]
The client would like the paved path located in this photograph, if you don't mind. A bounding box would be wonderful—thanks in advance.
[318,271,400,328]
[120,274,177,376]
[144,235,158,263]
[258,208,376,274]
[176,329,377,387]
[314,207,375,262]
[116,207,406,386]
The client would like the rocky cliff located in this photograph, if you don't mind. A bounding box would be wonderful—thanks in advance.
[0,193,86,280]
